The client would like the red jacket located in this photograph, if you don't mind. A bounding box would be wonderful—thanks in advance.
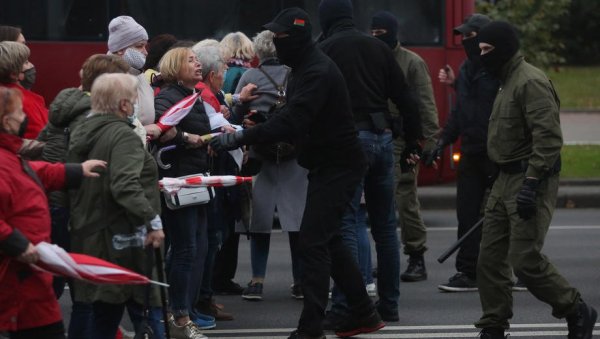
[0,133,65,331]
[3,82,49,139]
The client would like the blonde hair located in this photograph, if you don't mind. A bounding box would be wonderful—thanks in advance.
[158,47,192,84]
[220,32,254,61]
[80,54,130,92]
[91,73,138,114]
[0,41,30,83]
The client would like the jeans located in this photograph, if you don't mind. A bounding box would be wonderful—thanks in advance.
[91,301,164,339]
[50,206,70,299]
[297,161,373,336]
[199,200,222,301]
[331,131,400,316]
[250,232,302,282]
[163,205,208,318]
[356,205,373,285]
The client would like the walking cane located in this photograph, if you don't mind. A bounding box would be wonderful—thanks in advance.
[437,217,484,263]
[155,247,170,339]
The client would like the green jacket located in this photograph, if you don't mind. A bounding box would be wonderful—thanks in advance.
[389,45,440,151]
[487,53,562,179]
[37,88,90,207]
[68,113,161,305]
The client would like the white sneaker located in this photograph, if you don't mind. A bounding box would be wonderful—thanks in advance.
[169,318,208,339]
[366,283,377,297]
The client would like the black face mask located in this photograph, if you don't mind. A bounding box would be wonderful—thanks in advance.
[477,21,520,78]
[18,116,28,137]
[462,37,481,64]
[374,31,397,49]
[20,67,36,90]
[273,32,311,67]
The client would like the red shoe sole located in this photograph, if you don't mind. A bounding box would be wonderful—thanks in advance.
[334,321,385,337]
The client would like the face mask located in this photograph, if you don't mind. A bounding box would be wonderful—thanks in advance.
[462,37,481,64]
[480,48,508,77]
[7,115,29,137]
[20,67,36,90]
[127,102,139,124]
[273,32,311,67]
[374,30,398,49]
[124,48,146,70]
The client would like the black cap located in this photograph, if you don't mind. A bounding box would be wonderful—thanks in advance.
[264,7,311,34]
[453,14,491,35]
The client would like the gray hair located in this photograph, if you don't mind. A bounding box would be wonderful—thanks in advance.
[194,46,224,79]
[91,73,138,115]
[252,30,277,62]
[0,41,30,83]
[192,39,220,55]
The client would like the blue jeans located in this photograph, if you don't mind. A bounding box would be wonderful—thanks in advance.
[331,131,399,316]
[356,205,374,285]
[91,301,164,339]
[163,205,208,318]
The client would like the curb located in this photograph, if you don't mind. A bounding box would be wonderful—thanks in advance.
[418,180,600,209]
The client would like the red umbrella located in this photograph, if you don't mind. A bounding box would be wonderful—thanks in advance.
[32,242,168,287]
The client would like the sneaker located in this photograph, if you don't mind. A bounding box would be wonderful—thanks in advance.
[169,318,208,339]
[195,298,234,321]
[291,283,304,299]
[213,279,244,295]
[242,281,263,301]
[190,312,216,330]
[401,254,427,282]
[512,279,528,292]
[287,329,326,339]
[366,282,377,297]
[334,310,385,337]
[438,272,478,292]
[479,327,508,339]
[566,300,597,339]
[322,310,346,331]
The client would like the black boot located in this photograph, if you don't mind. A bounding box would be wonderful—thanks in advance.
[400,254,427,282]
[566,300,597,339]
[479,327,507,339]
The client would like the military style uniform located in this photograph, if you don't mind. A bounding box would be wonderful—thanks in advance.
[475,52,580,329]
[390,45,439,258]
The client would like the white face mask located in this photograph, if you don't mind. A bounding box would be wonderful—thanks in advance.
[124,48,146,70]
[127,102,139,124]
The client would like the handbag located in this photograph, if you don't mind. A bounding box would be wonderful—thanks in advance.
[163,174,215,210]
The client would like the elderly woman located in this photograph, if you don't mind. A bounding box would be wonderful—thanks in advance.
[0,25,36,90]
[67,73,165,339]
[0,41,47,139]
[0,86,105,339]
[154,47,211,339]
[233,30,308,301]
[220,32,255,94]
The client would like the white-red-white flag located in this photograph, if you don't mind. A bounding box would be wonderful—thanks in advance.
[156,92,200,132]
[33,242,167,287]
[159,175,253,194]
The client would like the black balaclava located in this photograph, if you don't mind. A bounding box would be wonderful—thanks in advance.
[478,21,520,77]
[318,0,353,37]
[462,37,482,63]
[269,8,314,68]
[371,11,399,49]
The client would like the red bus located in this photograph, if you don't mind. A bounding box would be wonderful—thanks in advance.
[2,0,474,184]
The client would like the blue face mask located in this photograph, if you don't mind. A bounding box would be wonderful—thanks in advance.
[127,102,139,124]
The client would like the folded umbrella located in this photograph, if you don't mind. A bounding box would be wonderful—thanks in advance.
[159,175,253,194]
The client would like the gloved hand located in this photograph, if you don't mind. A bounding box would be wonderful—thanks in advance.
[399,142,422,173]
[516,178,539,220]
[209,130,245,152]
[423,143,444,167]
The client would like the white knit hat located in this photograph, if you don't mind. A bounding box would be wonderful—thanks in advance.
[107,16,148,53]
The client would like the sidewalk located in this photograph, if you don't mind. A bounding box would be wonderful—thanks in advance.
[418,178,600,209]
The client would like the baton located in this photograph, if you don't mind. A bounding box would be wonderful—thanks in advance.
[437,217,484,263]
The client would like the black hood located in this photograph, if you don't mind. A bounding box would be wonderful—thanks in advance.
[318,0,353,37]
[371,11,399,49]
[478,21,520,77]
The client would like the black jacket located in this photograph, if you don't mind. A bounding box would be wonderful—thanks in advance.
[154,84,211,176]
[242,44,364,170]
[440,60,500,156]
[318,20,421,144]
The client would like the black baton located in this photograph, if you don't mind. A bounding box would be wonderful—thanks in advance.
[437,217,484,263]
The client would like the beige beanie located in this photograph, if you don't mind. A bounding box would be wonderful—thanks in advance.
[107,16,148,53]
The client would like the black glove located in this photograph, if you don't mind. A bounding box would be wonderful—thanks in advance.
[209,130,245,152]
[423,144,444,167]
[399,142,422,173]
[516,178,539,220]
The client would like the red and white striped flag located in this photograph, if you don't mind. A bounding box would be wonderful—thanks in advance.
[159,175,253,194]
[156,91,200,132]
[33,242,167,287]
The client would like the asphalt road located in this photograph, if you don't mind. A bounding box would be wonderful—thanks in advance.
[57,208,600,338]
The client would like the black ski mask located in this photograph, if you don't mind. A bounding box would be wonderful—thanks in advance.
[462,36,481,63]
[318,0,353,37]
[264,8,314,68]
[371,11,399,49]
[478,21,520,77]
